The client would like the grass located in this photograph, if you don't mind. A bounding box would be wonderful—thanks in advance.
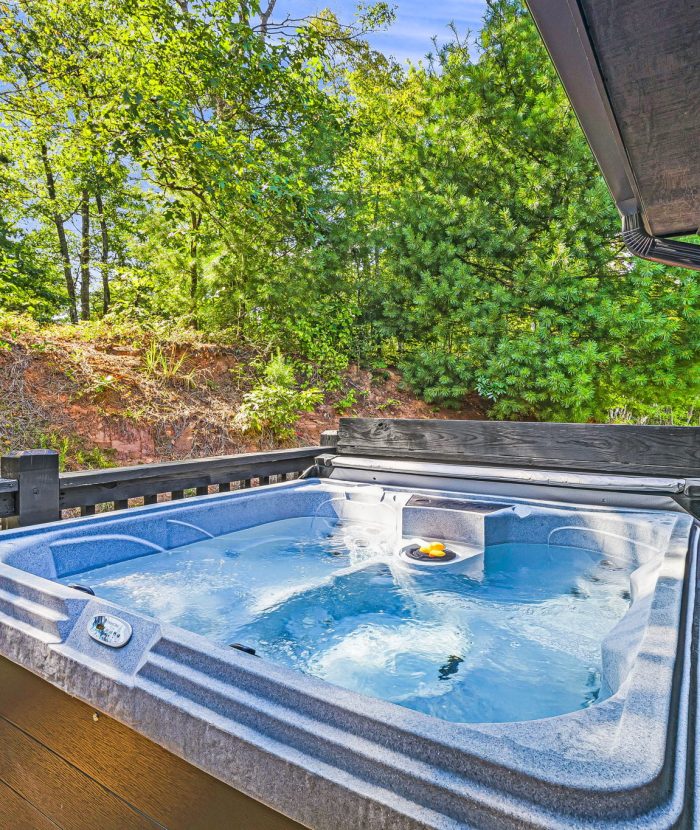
[36,431,115,471]
[143,341,198,388]
[607,404,699,426]
[0,410,115,472]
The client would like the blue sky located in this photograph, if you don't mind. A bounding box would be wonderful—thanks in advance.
[279,0,488,64]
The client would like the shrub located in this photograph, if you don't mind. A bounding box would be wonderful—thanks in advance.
[234,353,323,441]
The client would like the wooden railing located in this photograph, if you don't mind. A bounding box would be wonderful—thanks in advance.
[10,417,699,531]
[337,418,700,478]
[0,432,338,530]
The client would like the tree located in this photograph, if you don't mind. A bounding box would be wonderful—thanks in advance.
[1,0,697,423]
[0,0,139,321]
[355,0,700,419]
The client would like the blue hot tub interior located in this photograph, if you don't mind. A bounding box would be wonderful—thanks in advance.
[0,480,687,725]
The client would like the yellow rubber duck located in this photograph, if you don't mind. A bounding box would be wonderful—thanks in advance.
[419,541,447,557]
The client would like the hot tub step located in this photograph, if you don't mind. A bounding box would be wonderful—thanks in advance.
[137,664,469,830]
[0,587,71,638]
[0,573,71,613]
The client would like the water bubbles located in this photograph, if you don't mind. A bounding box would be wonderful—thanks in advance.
[62,516,638,724]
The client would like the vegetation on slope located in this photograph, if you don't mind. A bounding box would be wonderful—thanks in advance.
[0,313,479,468]
[1,0,698,431]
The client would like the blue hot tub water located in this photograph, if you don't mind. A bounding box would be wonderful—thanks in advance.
[59,511,636,724]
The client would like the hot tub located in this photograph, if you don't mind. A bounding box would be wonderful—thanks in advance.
[0,474,695,829]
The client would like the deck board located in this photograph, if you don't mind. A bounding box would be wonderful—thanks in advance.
[0,717,158,830]
[0,778,61,830]
[0,657,303,830]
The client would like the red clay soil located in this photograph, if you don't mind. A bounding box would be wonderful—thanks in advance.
[0,327,487,469]
[296,366,487,445]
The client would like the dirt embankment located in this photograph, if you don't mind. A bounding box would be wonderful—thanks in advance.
[0,323,486,469]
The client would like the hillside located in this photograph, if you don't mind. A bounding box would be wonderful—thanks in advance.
[0,318,486,470]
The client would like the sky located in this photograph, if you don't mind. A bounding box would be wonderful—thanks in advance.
[277,0,488,64]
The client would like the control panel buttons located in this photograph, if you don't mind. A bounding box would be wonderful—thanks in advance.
[87,614,132,648]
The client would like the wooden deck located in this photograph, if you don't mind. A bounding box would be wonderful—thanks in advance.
[0,657,302,830]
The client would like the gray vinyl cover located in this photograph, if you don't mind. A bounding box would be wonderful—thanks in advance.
[526,0,700,239]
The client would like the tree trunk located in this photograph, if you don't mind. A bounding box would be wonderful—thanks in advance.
[189,210,202,329]
[40,144,77,323]
[95,191,110,314]
[79,189,90,320]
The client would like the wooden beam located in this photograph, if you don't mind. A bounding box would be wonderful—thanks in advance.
[0,479,18,521]
[320,430,338,447]
[337,418,700,477]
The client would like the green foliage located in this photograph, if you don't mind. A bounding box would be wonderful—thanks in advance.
[0,213,63,320]
[143,342,189,384]
[257,300,357,389]
[140,340,201,389]
[348,0,700,419]
[36,432,115,472]
[400,351,475,409]
[1,0,698,424]
[334,389,358,414]
[235,354,323,441]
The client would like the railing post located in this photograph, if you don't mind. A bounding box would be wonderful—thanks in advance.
[320,430,338,448]
[1,450,60,528]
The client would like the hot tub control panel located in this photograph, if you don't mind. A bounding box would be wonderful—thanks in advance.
[87,614,132,648]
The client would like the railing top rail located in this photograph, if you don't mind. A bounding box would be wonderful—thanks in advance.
[1,444,334,528]
[337,417,700,478]
[59,446,325,487]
